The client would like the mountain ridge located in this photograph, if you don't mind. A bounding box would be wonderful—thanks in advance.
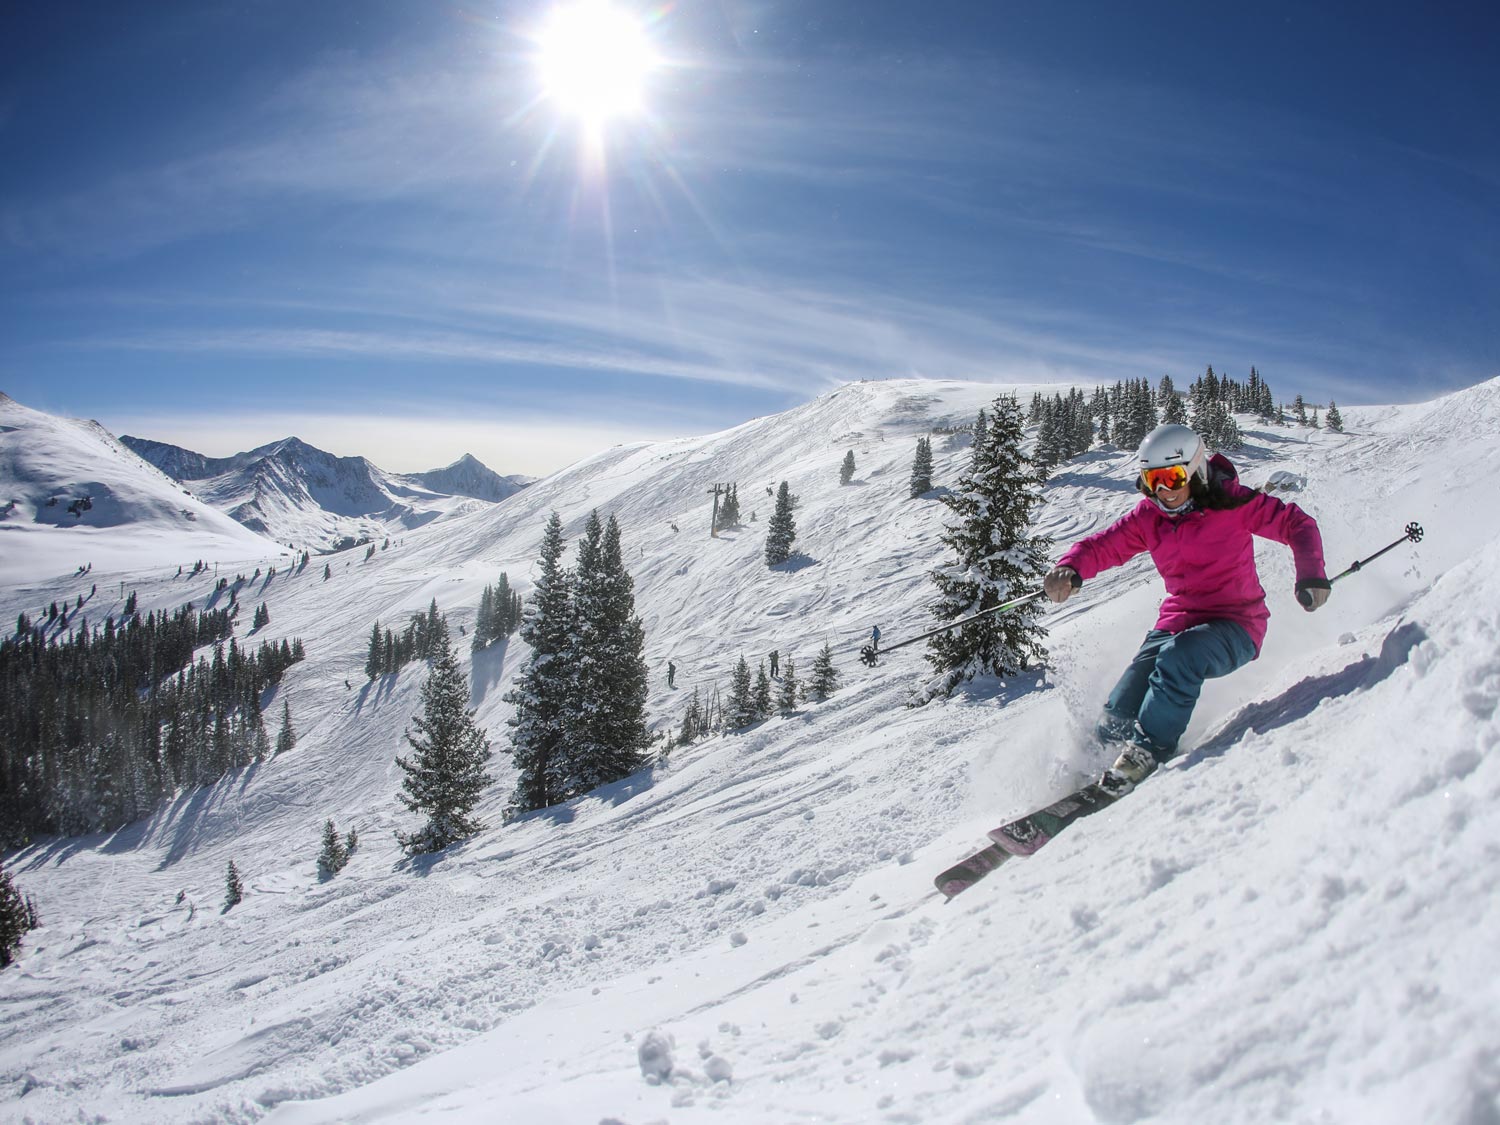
[118,432,530,550]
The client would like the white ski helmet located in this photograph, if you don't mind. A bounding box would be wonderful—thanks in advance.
[1137,423,1207,485]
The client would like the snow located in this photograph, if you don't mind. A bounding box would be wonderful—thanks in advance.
[2,376,1499,1124]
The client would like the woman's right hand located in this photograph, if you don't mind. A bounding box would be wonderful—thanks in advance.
[1043,566,1081,603]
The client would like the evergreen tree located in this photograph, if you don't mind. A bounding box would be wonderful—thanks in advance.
[909,437,934,497]
[365,622,384,678]
[776,657,800,713]
[318,818,349,878]
[924,395,1052,697]
[562,513,652,796]
[1034,401,1061,468]
[276,700,296,755]
[1161,377,1188,425]
[753,663,773,720]
[1293,394,1309,426]
[345,827,359,856]
[505,513,573,816]
[806,643,839,701]
[971,408,988,467]
[252,603,270,630]
[715,484,741,532]
[764,482,797,566]
[224,860,244,910]
[678,687,704,744]
[839,450,856,485]
[727,656,756,728]
[472,585,495,651]
[396,633,493,854]
[1326,400,1344,433]
[0,861,36,968]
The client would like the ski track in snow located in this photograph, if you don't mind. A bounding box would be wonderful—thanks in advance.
[2,378,1500,1124]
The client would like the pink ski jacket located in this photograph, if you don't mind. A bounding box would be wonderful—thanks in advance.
[1057,454,1326,655]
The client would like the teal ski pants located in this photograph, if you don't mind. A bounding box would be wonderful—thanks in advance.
[1100,620,1256,761]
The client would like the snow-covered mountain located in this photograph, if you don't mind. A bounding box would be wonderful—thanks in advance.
[2,376,1498,1125]
[0,391,280,581]
[119,434,529,551]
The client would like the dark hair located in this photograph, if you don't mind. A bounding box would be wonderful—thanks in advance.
[1190,473,1259,511]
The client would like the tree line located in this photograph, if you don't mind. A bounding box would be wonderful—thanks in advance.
[0,604,305,845]
[363,600,450,679]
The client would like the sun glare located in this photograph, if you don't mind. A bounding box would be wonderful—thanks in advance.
[536,1,657,128]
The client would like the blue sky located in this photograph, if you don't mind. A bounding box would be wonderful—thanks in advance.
[2,0,1496,476]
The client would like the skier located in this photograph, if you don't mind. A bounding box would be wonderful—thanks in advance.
[870,624,880,652]
[667,661,677,689]
[1043,423,1330,797]
[768,649,779,677]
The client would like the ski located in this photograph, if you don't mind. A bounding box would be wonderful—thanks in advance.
[933,843,1012,899]
[934,781,1127,899]
[987,782,1120,856]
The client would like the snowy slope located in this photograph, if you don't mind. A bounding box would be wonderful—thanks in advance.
[0,392,281,583]
[120,434,528,551]
[1,376,1498,1125]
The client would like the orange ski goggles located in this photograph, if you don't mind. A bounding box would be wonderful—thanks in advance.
[1141,463,1190,492]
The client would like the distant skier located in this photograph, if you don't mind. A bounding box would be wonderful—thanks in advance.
[869,625,880,652]
[667,661,677,689]
[1043,424,1329,797]
[768,649,779,677]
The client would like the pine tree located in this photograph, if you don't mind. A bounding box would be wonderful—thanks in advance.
[506,513,573,816]
[807,643,839,702]
[472,585,495,652]
[776,657,800,713]
[0,861,36,968]
[365,621,384,679]
[924,395,1052,697]
[275,700,296,755]
[252,602,270,630]
[318,818,349,878]
[839,450,856,485]
[1293,394,1309,426]
[396,632,493,854]
[679,687,704,744]
[1326,401,1344,433]
[562,512,652,796]
[909,437,933,497]
[224,860,244,910]
[727,656,756,728]
[753,663,773,720]
[765,482,797,566]
[715,484,741,532]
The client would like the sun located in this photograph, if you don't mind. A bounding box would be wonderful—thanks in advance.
[535,1,657,129]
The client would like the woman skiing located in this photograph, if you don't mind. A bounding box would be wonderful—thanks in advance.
[1043,423,1330,796]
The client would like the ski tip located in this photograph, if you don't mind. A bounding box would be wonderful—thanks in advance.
[935,879,968,900]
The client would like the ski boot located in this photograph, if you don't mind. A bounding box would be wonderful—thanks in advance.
[1097,743,1158,799]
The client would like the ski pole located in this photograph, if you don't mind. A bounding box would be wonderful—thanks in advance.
[1299,521,1424,606]
[860,575,1077,667]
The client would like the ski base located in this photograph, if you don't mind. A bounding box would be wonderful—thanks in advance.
[934,781,1129,899]
[934,844,1012,899]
